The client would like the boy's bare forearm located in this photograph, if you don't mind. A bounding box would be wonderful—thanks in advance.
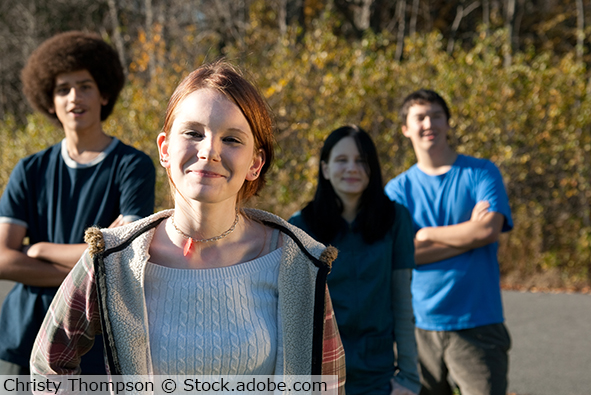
[0,223,76,286]
[0,247,71,286]
[415,212,504,250]
[414,239,468,265]
[24,242,87,269]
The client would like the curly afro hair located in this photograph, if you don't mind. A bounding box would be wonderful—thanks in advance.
[21,31,124,124]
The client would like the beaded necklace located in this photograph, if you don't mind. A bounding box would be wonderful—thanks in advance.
[170,210,240,256]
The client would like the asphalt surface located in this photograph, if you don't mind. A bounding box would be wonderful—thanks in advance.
[0,280,590,394]
[503,290,591,395]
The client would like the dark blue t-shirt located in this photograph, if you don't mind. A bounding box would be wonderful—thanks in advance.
[0,138,155,371]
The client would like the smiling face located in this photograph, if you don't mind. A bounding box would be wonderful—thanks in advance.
[402,102,451,153]
[50,69,107,135]
[321,136,370,203]
[158,88,264,206]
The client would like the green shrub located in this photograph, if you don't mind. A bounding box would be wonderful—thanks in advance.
[2,13,589,288]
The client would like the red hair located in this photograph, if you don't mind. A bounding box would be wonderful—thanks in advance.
[162,61,275,204]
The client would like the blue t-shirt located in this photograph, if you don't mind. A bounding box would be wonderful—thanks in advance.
[289,202,415,395]
[385,154,513,331]
[0,138,155,370]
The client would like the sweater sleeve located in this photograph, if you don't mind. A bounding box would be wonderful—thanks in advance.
[391,204,421,393]
[391,269,421,394]
[30,250,102,376]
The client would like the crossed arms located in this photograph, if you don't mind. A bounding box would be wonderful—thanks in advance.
[0,215,128,287]
[414,201,505,265]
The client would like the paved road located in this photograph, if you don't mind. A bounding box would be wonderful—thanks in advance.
[0,281,590,394]
[503,290,591,395]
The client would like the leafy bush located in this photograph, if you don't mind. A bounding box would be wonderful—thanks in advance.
[1,12,589,288]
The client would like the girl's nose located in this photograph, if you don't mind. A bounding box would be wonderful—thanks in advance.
[198,137,221,161]
[346,160,359,172]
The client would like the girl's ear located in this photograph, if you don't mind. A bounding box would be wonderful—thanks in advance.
[246,149,265,181]
[157,132,170,168]
[321,161,330,180]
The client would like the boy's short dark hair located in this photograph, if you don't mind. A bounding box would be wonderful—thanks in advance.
[21,31,124,124]
[400,89,451,125]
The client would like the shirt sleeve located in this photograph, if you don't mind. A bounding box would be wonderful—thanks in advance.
[117,151,156,222]
[390,204,421,393]
[30,250,101,376]
[391,203,416,270]
[385,177,407,207]
[0,160,30,228]
[322,285,346,395]
[287,211,305,230]
[476,161,513,232]
[391,268,421,394]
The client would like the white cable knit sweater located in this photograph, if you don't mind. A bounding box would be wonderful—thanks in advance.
[144,249,282,375]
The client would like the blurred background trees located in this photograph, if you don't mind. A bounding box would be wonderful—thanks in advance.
[0,0,590,289]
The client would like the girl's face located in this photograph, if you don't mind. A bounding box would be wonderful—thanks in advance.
[321,136,370,202]
[157,88,264,206]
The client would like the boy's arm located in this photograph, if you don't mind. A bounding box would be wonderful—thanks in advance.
[23,215,130,269]
[0,223,71,286]
[0,214,131,284]
[414,201,504,265]
[414,240,469,265]
[416,212,504,249]
[23,242,87,270]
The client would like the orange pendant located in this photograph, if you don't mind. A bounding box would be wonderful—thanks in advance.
[183,238,193,256]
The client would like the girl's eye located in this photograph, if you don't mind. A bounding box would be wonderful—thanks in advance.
[224,136,242,144]
[186,131,203,138]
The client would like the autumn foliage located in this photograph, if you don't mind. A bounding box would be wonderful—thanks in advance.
[1,9,590,288]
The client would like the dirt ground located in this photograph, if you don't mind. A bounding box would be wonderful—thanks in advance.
[501,268,591,294]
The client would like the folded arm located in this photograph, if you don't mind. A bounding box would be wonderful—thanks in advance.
[23,215,130,269]
[414,240,469,265]
[22,242,88,270]
[0,216,131,286]
[0,223,72,286]
[414,201,505,265]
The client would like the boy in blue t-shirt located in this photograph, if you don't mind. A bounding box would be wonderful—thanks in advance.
[385,89,513,395]
[0,31,155,374]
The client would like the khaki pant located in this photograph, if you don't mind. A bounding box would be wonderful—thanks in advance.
[416,323,511,395]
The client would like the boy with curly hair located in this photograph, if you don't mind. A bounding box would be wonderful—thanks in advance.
[0,31,155,374]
